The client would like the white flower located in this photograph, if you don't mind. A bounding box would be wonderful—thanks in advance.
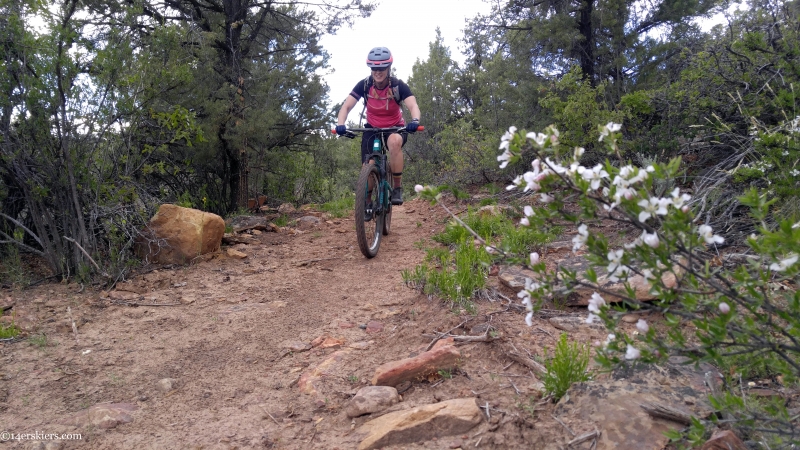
[642,232,660,248]
[530,252,540,266]
[588,292,606,313]
[500,126,517,147]
[524,205,534,217]
[527,131,547,147]
[497,150,512,169]
[586,313,598,324]
[572,224,589,252]
[670,188,692,210]
[579,164,609,190]
[507,175,523,191]
[599,122,622,142]
[540,193,554,204]
[520,217,530,226]
[573,147,585,161]
[414,184,424,193]
[792,169,800,177]
[636,319,649,333]
[642,268,655,281]
[637,197,670,222]
[793,222,800,229]
[525,278,541,292]
[522,170,541,192]
[625,344,641,360]
[485,246,497,254]
[545,157,567,174]
[606,249,625,277]
[604,334,615,346]
[525,311,533,326]
[770,254,798,272]
[698,225,724,245]
[719,302,730,314]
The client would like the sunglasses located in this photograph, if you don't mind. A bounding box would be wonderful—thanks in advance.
[371,67,388,73]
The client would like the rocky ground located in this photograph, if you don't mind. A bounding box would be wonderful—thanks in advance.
[0,195,779,449]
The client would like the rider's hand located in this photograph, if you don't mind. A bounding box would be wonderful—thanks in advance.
[335,125,347,135]
[406,119,419,133]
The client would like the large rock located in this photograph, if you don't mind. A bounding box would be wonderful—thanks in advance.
[135,204,224,265]
[354,398,483,449]
[371,343,461,387]
[345,386,400,417]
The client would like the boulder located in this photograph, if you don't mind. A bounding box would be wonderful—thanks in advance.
[354,398,482,449]
[135,204,224,265]
[345,386,400,417]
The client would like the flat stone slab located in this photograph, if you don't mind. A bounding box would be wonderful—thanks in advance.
[62,403,138,429]
[297,349,351,397]
[551,358,717,450]
[354,398,483,450]
[371,344,461,387]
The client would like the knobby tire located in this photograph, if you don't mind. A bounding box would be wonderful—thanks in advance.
[355,164,382,258]
[382,161,392,236]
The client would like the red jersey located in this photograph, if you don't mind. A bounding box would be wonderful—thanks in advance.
[349,77,414,128]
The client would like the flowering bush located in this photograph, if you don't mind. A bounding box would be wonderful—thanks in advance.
[416,121,800,445]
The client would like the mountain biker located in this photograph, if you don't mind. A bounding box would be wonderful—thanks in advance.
[335,47,421,206]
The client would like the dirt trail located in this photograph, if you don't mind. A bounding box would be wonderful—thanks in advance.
[0,198,582,449]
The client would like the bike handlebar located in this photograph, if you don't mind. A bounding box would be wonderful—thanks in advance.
[330,125,425,135]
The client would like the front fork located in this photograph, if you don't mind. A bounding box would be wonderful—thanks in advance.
[368,139,389,214]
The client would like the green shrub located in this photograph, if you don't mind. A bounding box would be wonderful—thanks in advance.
[319,195,354,218]
[541,333,591,401]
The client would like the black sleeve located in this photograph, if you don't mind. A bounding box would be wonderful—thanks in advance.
[396,80,414,101]
[349,79,366,101]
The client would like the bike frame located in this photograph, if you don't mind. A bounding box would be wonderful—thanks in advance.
[345,126,405,213]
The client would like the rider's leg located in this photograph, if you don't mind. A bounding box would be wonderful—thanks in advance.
[388,133,407,205]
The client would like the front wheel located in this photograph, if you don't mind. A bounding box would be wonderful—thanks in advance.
[382,161,392,236]
[355,164,382,258]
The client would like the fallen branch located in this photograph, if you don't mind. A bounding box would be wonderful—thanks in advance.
[639,402,693,425]
[424,320,468,351]
[505,351,546,376]
[421,333,498,346]
[568,429,600,447]
[294,257,336,267]
[67,306,79,345]
[63,236,109,278]
[552,414,575,436]
[110,300,182,307]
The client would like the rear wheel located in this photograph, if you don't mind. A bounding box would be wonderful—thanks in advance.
[355,164,382,258]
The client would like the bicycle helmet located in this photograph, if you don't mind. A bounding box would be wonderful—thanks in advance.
[366,47,393,69]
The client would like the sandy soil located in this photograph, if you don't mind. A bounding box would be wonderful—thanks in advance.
[0,197,621,449]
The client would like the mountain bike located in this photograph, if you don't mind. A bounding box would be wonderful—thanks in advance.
[333,125,423,258]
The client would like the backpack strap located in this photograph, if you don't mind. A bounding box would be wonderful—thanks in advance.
[363,76,402,105]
